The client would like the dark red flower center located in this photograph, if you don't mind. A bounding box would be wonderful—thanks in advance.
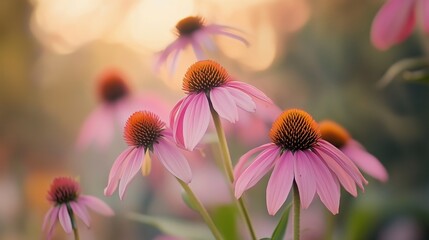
[176,16,205,36]
[182,60,229,94]
[123,111,165,149]
[270,109,320,152]
[47,177,80,205]
[97,69,129,103]
[319,120,350,148]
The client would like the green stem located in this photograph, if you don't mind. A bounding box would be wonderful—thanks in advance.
[293,182,300,240]
[323,210,335,240]
[66,204,80,240]
[210,108,257,240]
[177,178,224,240]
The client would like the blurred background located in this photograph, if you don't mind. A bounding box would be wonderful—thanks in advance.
[1,0,429,239]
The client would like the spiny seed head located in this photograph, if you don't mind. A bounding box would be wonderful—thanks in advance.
[124,111,165,149]
[97,69,129,104]
[47,177,80,205]
[176,16,205,36]
[270,109,321,152]
[183,60,230,94]
[319,120,350,148]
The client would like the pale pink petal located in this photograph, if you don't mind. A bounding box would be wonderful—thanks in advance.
[43,206,60,240]
[305,151,340,214]
[210,87,239,123]
[421,0,429,32]
[79,195,114,216]
[58,204,72,234]
[155,38,187,71]
[190,38,205,60]
[118,147,145,200]
[76,105,114,150]
[70,201,90,227]
[225,86,256,112]
[205,24,250,46]
[266,151,295,215]
[234,145,280,198]
[234,143,274,180]
[153,138,192,183]
[104,146,135,197]
[342,140,388,182]
[318,140,367,188]
[226,81,273,104]
[182,93,211,151]
[170,97,187,147]
[312,146,357,196]
[294,151,316,209]
[370,0,416,50]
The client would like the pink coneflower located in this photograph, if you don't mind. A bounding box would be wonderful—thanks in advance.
[370,0,425,50]
[76,68,171,150]
[42,177,113,240]
[319,120,389,182]
[234,109,367,215]
[170,60,272,151]
[156,16,249,72]
[104,111,192,200]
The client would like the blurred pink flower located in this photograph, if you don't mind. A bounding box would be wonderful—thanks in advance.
[319,120,389,182]
[104,111,192,200]
[155,16,249,72]
[170,60,272,151]
[76,68,171,150]
[43,177,113,240]
[234,109,367,215]
[370,0,423,50]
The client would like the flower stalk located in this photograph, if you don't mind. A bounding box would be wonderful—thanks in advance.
[293,182,300,240]
[210,108,257,240]
[67,204,80,240]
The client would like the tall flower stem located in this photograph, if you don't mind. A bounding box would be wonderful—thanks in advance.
[210,108,257,240]
[66,204,80,240]
[293,182,300,240]
[177,178,224,240]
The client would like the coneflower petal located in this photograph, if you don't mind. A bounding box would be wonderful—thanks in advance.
[79,195,114,216]
[104,146,135,196]
[58,204,72,234]
[370,0,416,50]
[182,93,211,150]
[226,81,272,104]
[342,140,388,182]
[294,151,316,209]
[118,147,145,200]
[235,146,279,199]
[43,206,59,239]
[305,151,340,215]
[234,143,274,180]
[266,151,295,215]
[204,24,250,46]
[225,86,256,112]
[190,39,205,60]
[210,87,239,123]
[153,138,192,183]
[70,201,91,227]
[76,106,113,150]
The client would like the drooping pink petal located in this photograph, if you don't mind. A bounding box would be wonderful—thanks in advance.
[79,195,114,216]
[370,0,416,50]
[342,140,388,182]
[70,201,91,227]
[318,140,367,188]
[421,0,429,33]
[104,146,135,196]
[181,93,211,150]
[118,147,145,200]
[58,204,72,234]
[210,87,239,123]
[226,81,273,104]
[155,38,187,71]
[80,196,114,216]
[43,206,60,240]
[225,86,256,112]
[305,151,340,215]
[190,38,205,60]
[233,143,274,180]
[205,24,250,46]
[76,105,114,150]
[153,138,192,183]
[234,145,280,198]
[294,151,316,209]
[312,146,357,196]
[266,151,295,215]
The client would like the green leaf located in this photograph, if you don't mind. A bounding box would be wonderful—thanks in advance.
[403,69,429,84]
[271,203,292,240]
[211,205,238,240]
[377,58,429,88]
[126,212,212,240]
